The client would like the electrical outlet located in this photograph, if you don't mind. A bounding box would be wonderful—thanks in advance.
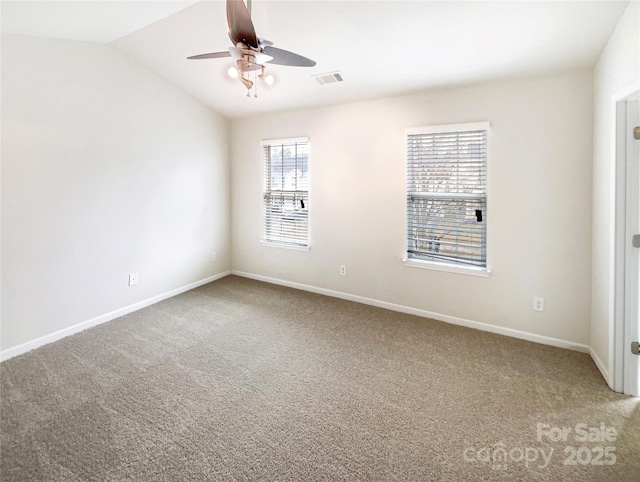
[340,265,347,276]
[211,252,217,262]
[128,273,138,286]
[533,297,544,312]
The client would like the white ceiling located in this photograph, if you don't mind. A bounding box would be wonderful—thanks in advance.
[1,1,631,119]
[1,1,201,43]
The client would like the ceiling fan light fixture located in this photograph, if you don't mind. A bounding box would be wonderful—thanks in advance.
[227,66,239,78]
[240,76,253,91]
[262,74,274,86]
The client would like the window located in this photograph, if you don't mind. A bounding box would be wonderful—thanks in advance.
[262,137,309,248]
[406,122,489,271]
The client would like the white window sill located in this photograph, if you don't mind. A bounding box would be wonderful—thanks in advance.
[261,240,310,252]
[403,257,491,278]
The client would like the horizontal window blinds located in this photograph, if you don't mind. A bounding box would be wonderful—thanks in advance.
[263,138,309,247]
[407,127,487,267]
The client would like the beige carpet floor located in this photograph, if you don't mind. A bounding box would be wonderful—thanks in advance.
[1,275,639,481]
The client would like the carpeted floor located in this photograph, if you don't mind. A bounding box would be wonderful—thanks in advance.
[1,275,639,481]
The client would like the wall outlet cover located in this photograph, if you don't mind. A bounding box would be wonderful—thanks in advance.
[533,297,544,312]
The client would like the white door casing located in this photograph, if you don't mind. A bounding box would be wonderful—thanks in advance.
[612,82,640,397]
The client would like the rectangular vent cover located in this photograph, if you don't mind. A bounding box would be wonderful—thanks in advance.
[314,71,344,85]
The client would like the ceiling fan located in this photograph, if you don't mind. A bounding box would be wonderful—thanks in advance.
[188,0,316,96]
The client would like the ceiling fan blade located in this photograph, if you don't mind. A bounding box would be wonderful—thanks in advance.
[227,0,258,49]
[187,51,232,60]
[263,46,316,67]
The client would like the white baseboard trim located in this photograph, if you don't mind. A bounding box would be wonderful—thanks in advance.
[589,348,611,388]
[232,270,591,354]
[0,271,232,362]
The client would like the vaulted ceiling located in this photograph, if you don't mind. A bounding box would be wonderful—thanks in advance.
[1,1,630,118]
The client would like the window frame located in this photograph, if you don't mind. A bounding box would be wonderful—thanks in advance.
[260,137,310,251]
[404,122,491,277]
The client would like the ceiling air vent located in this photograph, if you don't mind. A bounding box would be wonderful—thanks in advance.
[313,71,344,85]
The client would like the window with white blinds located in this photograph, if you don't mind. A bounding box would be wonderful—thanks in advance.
[262,137,309,247]
[406,122,488,268]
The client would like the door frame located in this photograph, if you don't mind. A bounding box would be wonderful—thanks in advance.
[612,80,640,396]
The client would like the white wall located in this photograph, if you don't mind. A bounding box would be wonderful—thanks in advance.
[592,1,640,381]
[231,70,593,347]
[1,34,231,351]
